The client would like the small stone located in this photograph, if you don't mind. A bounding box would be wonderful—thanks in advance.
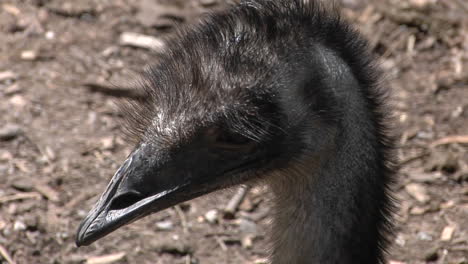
[417,231,433,241]
[14,220,27,231]
[45,31,55,39]
[0,124,22,141]
[424,247,439,262]
[10,95,27,107]
[241,234,254,249]
[24,215,39,230]
[156,220,173,231]
[236,218,257,234]
[405,183,430,203]
[100,137,115,151]
[11,177,34,191]
[21,50,37,60]
[204,209,218,224]
[253,259,268,264]
[394,233,406,247]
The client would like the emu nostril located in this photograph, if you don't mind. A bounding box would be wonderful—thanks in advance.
[109,192,143,210]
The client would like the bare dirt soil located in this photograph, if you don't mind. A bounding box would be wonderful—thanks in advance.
[0,0,467,263]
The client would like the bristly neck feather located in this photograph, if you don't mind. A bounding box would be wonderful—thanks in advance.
[266,45,394,264]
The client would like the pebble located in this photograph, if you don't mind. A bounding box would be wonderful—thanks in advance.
[0,124,23,141]
[424,247,439,262]
[394,233,406,247]
[241,234,254,249]
[20,50,38,60]
[9,95,27,107]
[417,231,433,241]
[204,209,218,224]
[11,177,34,191]
[237,218,257,234]
[156,220,173,231]
[45,31,55,39]
[100,137,115,151]
[14,220,27,231]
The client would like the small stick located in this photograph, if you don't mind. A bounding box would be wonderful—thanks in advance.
[85,252,126,264]
[223,186,250,219]
[431,135,468,147]
[0,244,16,264]
[215,236,228,251]
[119,32,165,51]
[0,192,41,204]
[174,205,189,233]
[398,151,430,166]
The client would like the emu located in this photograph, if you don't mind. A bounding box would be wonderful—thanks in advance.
[76,1,395,263]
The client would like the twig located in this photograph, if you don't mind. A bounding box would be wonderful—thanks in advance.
[119,32,165,51]
[398,151,430,166]
[174,205,189,234]
[34,181,59,202]
[215,236,228,251]
[431,135,468,147]
[0,244,16,264]
[85,252,126,264]
[0,192,41,204]
[223,186,250,218]
[83,82,143,99]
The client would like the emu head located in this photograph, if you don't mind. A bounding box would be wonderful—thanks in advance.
[75,16,335,245]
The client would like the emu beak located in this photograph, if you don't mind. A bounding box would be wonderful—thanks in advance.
[75,142,221,246]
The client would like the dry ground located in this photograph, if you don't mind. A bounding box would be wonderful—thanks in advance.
[0,0,467,263]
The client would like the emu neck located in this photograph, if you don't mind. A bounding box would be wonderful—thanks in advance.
[268,48,389,264]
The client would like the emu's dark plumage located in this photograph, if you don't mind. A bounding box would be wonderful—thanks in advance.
[76,1,396,263]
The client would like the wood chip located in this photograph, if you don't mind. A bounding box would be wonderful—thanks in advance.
[224,186,249,219]
[85,252,126,264]
[405,183,430,203]
[119,32,165,51]
[2,4,20,16]
[0,192,41,204]
[0,71,17,82]
[440,226,455,241]
[34,182,59,202]
[0,244,16,264]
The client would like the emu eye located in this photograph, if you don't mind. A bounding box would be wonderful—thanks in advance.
[206,127,253,150]
[216,130,251,145]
